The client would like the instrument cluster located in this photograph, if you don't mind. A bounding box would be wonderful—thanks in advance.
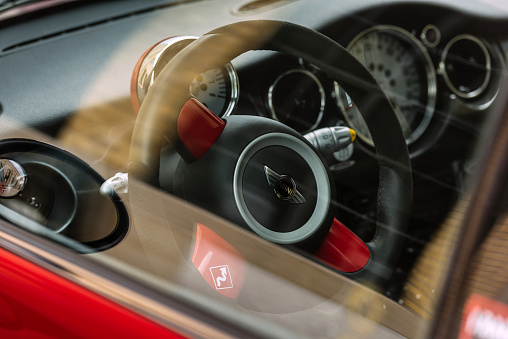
[250,23,502,159]
[131,14,504,161]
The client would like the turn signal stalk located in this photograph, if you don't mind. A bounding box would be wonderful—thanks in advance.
[304,126,355,158]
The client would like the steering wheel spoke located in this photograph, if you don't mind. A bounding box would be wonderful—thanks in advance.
[176,98,226,163]
[314,218,370,273]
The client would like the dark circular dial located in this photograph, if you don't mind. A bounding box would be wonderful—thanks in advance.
[268,69,325,133]
[440,34,491,99]
[336,26,437,146]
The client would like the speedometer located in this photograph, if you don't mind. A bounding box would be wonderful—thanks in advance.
[336,25,436,146]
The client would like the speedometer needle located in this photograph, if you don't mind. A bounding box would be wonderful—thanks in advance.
[363,33,412,139]
[391,99,413,137]
[379,81,413,137]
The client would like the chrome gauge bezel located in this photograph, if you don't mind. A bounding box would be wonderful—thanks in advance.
[233,133,331,244]
[221,63,240,117]
[336,25,437,147]
[421,24,441,48]
[135,36,197,108]
[268,69,326,133]
[440,34,492,99]
[134,36,239,117]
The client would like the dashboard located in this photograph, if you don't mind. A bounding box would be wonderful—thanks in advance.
[1,0,508,312]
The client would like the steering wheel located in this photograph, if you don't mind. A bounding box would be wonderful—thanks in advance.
[128,20,412,288]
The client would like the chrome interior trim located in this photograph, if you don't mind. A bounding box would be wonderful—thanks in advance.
[440,34,492,99]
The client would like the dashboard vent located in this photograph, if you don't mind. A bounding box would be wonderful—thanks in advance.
[232,0,296,16]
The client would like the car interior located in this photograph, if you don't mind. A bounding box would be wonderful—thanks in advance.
[1,0,508,337]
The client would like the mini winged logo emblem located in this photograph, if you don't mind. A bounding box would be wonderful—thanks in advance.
[263,165,307,205]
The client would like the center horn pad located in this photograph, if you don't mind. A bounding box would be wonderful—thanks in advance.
[234,133,331,244]
[173,115,336,251]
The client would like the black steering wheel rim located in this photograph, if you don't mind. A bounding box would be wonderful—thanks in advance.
[129,20,412,287]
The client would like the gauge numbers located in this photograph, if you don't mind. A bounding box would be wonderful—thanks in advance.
[336,26,436,146]
[190,64,239,117]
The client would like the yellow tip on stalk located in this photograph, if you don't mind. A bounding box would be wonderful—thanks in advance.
[350,129,356,142]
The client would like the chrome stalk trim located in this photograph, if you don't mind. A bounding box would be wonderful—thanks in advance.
[0,159,27,198]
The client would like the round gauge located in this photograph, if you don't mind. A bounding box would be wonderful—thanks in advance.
[189,65,238,117]
[268,69,325,133]
[440,34,491,99]
[336,25,437,146]
[131,36,239,117]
